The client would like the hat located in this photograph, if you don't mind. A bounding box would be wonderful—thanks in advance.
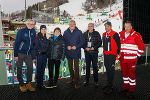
[104,21,112,26]
[40,25,46,30]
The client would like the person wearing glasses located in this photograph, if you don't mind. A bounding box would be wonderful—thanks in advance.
[13,19,36,92]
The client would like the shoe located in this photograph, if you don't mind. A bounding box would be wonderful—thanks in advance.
[53,82,57,88]
[102,85,109,90]
[75,84,79,89]
[127,91,135,98]
[66,80,73,84]
[26,82,36,92]
[103,86,113,95]
[119,89,128,95]
[19,85,27,92]
[83,81,89,87]
[46,83,54,88]
[94,82,99,88]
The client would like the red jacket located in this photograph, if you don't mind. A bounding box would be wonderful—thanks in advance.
[119,29,145,63]
[102,30,120,56]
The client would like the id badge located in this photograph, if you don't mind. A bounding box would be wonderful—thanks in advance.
[87,42,92,48]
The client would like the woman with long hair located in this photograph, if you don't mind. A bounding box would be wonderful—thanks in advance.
[32,25,49,89]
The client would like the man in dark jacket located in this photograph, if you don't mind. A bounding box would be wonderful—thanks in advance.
[63,20,85,89]
[102,21,120,94]
[13,19,36,92]
[83,23,102,88]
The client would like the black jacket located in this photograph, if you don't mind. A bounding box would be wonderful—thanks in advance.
[47,34,65,60]
[83,30,102,53]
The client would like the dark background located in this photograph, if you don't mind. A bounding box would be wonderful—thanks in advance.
[123,0,150,44]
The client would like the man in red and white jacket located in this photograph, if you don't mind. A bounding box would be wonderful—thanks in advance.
[119,21,145,98]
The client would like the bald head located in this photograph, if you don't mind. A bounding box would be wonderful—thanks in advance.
[88,23,94,32]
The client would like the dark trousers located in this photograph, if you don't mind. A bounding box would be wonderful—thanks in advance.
[67,59,79,85]
[104,54,116,85]
[16,53,33,86]
[48,59,61,83]
[36,55,47,86]
[85,52,98,82]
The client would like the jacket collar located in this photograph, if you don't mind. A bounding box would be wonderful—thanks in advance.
[67,27,79,33]
[86,29,95,33]
[25,27,33,31]
[129,29,135,35]
[38,32,47,39]
[51,34,62,40]
[105,29,113,35]
[121,29,135,39]
[124,29,134,34]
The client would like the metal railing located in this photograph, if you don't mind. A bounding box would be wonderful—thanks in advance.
[0,44,149,86]
[0,46,89,86]
[145,44,149,65]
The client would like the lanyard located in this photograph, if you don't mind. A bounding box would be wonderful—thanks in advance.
[106,33,109,38]
[88,32,92,41]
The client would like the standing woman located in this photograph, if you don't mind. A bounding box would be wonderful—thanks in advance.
[32,25,49,89]
[47,27,65,88]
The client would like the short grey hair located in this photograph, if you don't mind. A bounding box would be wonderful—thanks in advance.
[69,20,76,24]
[26,19,35,25]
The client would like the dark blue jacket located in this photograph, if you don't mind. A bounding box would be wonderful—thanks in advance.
[63,27,85,59]
[32,33,49,59]
[13,27,36,57]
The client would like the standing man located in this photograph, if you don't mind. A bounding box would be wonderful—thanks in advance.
[119,21,145,98]
[63,20,85,89]
[13,19,36,92]
[83,23,102,88]
[102,21,120,94]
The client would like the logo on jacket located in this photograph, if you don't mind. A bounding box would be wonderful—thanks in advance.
[24,33,28,37]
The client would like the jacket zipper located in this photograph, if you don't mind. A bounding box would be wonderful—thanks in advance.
[27,30,31,55]
[108,42,110,51]
[51,42,54,59]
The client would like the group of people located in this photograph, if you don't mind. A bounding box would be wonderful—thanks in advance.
[13,19,145,98]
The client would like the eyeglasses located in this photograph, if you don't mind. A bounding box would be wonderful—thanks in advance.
[27,23,35,26]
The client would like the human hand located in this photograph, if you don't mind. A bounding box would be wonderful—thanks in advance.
[90,47,94,51]
[14,57,18,62]
[85,48,90,51]
[67,46,72,50]
[72,46,76,50]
